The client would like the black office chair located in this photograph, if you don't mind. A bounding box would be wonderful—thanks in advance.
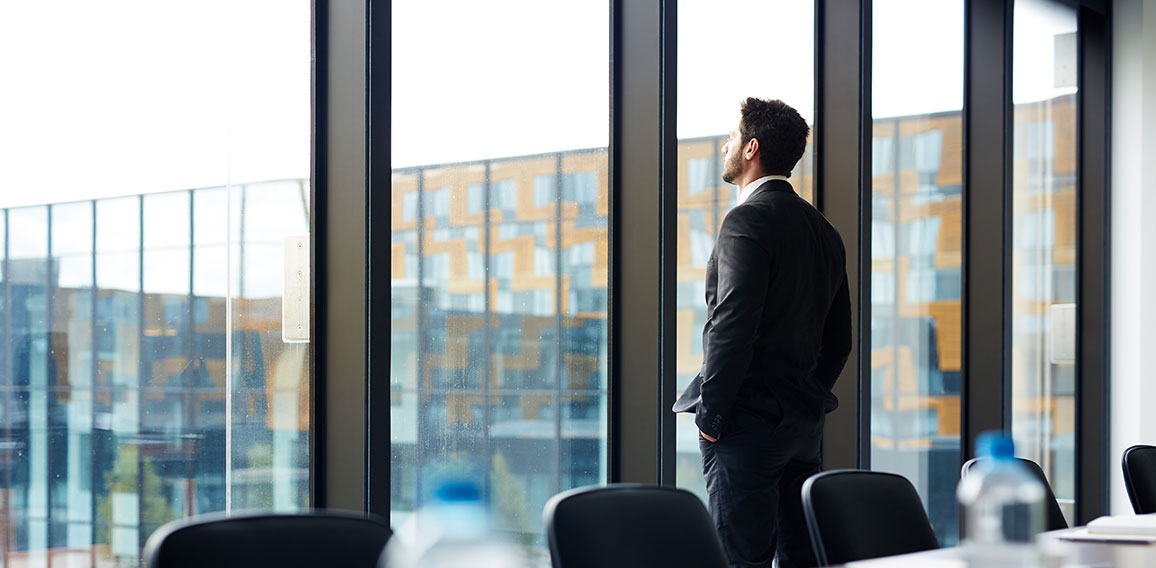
[1123,445,1156,514]
[143,511,392,568]
[961,457,1068,531]
[543,484,728,568]
[801,470,939,566]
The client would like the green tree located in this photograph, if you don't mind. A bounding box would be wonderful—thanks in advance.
[490,451,535,548]
[95,445,176,561]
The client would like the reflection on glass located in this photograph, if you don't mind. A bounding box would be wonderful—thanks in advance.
[390,154,610,544]
[390,1,609,549]
[673,0,815,502]
[1011,0,1078,517]
[0,181,311,566]
[870,0,963,546]
[228,181,312,514]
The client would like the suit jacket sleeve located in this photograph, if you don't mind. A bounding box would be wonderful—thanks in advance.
[814,271,851,390]
[696,207,769,439]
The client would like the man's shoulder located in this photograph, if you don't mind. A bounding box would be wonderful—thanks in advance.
[720,200,768,230]
[739,192,846,249]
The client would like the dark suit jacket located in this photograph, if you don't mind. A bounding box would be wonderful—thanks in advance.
[672,179,851,439]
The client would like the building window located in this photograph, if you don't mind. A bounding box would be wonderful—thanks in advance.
[1011,0,1079,512]
[871,0,964,545]
[390,1,610,542]
[0,3,311,565]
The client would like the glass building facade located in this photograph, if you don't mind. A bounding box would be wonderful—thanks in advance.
[389,152,610,547]
[0,98,1079,562]
[870,0,964,544]
[385,87,1075,542]
[867,94,1078,542]
[1,182,311,567]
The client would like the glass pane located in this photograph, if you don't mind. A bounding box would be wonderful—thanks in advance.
[229,181,312,512]
[0,2,310,565]
[6,207,51,563]
[674,0,815,502]
[871,0,964,546]
[1011,0,1078,519]
[390,1,609,552]
[49,202,96,561]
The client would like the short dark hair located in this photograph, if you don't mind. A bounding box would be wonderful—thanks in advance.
[739,98,810,176]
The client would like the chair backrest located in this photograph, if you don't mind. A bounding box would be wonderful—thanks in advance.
[543,484,728,568]
[143,511,392,568]
[961,457,1068,531]
[801,470,939,566]
[1123,445,1156,514]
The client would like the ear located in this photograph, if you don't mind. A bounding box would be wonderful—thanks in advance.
[745,138,759,161]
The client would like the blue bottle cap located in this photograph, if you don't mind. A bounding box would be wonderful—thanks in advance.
[976,431,1015,460]
[434,480,482,503]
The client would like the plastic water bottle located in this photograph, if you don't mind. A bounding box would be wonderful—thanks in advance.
[957,432,1047,568]
[382,480,529,568]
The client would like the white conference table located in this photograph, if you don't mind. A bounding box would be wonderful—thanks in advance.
[835,529,1156,567]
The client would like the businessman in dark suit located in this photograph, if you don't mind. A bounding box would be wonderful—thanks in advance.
[673,98,851,568]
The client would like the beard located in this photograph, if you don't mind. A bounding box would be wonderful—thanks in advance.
[721,151,742,185]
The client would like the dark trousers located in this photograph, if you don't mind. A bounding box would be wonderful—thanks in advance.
[701,405,823,568]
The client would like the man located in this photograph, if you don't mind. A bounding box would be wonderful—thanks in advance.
[673,98,851,568]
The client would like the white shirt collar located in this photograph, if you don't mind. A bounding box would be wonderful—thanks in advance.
[737,175,791,205]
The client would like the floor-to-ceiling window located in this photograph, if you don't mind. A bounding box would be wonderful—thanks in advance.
[871,0,964,545]
[376,0,1110,547]
[0,3,311,566]
[673,0,815,501]
[1011,0,1079,522]
[389,1,609,550]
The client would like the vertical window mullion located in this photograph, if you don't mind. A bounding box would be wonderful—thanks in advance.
[815,0,869,471]
[1075,3,1110,525]
[367,0,392,517]
[962,0,1014,461]
[612,0,674,484]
